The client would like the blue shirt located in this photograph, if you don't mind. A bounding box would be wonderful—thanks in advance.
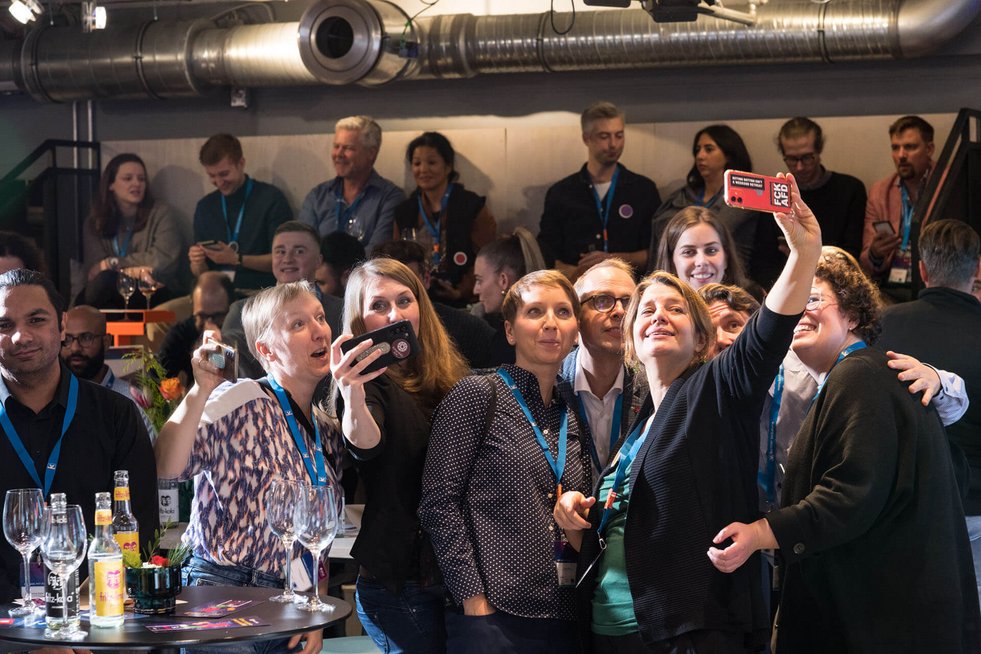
[298,170,405,252]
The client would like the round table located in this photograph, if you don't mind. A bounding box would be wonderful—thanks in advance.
[0,585,351,653]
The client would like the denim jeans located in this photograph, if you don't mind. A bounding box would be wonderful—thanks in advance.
[966,515,981,607]
[355,576,445,653]
[444,609,576,654]
[181,556,298,654]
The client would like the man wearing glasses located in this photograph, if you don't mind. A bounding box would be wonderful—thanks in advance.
[559,259,648,479]
[60,304,157,440]
[777,117,867,259]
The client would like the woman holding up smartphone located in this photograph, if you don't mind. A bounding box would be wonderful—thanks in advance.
[330,257,470,653]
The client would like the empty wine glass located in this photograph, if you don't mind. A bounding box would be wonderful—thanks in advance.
[137,274,158,310]
[116,273,136,311]
[294,484,338,612]
[265,478,304,603]
[344,214,365,242]
[401,227,419,242]
[40,504,87,640]
[3,489,45,617]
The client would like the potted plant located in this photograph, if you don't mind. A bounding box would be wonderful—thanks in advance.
[123,526,191,615]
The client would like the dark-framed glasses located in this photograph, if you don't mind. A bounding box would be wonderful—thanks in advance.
[583,294,632,313]
[783,153,817,166]
[62,332,100,347]
[194,311,228,324]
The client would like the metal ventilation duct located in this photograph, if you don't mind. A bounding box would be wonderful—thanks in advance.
[0,0,978,101]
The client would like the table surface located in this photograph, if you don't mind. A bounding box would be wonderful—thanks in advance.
[0,585,350,652]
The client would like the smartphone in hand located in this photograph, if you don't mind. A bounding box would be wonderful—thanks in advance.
[724,170,793,214]
[205,336,237,382]
[340,320,419,374]
[873,221,896,236]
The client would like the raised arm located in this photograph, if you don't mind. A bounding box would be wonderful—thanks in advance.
[763,173,823,316]
[329,334,387,451]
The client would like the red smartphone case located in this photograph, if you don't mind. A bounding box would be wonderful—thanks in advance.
[724,170,793,213]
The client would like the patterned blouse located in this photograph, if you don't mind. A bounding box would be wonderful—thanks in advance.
[180,379,345,575]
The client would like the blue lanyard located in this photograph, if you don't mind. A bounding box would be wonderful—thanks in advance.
[899,184,914,251]
[759,365,785,506]
[497,369,568,488]
[590,167,619,253]
[416,185,452,267]
[812,341,867,405]
[220,177,254,246]
[576,392,623,473]
[334,187,367,231]
[596,418,652,536]
[112,224,134,258]
[267,377,327,486]
[0,374,79,498]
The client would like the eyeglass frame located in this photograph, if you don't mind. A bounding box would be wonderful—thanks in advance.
[582,294,632,313]
[804,296,838,312]
[783,153,818,167]
[62,332,102,347]
[193,311,229,324]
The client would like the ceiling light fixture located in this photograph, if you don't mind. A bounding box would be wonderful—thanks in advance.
[8,0,42,24]
[81,0,107,31]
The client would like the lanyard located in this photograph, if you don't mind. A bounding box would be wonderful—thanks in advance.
[112,224,134,258]
[267,376,327,486]
[497,369,568,488]
[596,418,652,537]
[590,167,620,253]
[812,341,867,405]
[759,365,785,506]
[0,374,79,497]
[576,392,623,474]
[334,186,367,231]
[220,177,254,246]
[417,185,452,267]
[899,184,914,251]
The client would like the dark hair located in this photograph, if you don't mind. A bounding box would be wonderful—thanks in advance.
[815,252,882,345]
[0,268,66,323]
[405,132,459,183]
[87,153,155,239]
[655,207,751,289]
[918,219,980,288]
[889,115,934,143]
[192,270,235,304]
[199,134,243,167]
[322,231,366,278]
[274,220,320,246]
[687,124,752,191]
[697,282,760,315]
[371,239,427,269]
[476,227,545,280]
[778,117,824,154]
[0,231,44,274]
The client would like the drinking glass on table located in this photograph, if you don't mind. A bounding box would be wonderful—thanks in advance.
[295,484,338,612]
[265,478,304,603]
[138,273,159,310]
[40,503,87,640]
[3,489,45,617]
[116,273,136,311]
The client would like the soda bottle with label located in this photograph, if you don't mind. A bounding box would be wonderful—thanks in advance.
[43,493,80,631]
[88,492,125,627]
[112,470,140,566]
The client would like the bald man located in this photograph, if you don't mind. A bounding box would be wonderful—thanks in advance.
[157,271,234,382]
[60,305,156,439]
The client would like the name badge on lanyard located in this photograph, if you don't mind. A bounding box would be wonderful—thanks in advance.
[220,177,254,251]
[590,167,620,254]
[889,185,914,284]
[266,376,328,487]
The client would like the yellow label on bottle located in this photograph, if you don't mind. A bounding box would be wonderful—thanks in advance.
[114,487,131,501]
[114,531,139,557]
[95,509,112,526]
[93,560,124,617]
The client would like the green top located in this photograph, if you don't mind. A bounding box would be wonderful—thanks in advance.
[591,456,639,635]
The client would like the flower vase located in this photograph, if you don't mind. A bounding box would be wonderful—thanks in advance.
[125,565,182,615]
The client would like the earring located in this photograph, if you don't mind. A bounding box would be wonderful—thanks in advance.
[501,289,507,297]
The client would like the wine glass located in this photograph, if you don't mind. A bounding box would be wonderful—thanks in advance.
[344,214,365,242]
[294,484,338,612]
[116,273,136,312]
[3,489,45,617]
[137,275,158,310]
[265,478,304,603]
[40,505,87,640]
[401,227,419,242]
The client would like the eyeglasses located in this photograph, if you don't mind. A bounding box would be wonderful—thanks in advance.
[194,311,228,324]
[804,296,837,312]
[783,153,817,167]
[62,332,100,347]
[583,294,631,313]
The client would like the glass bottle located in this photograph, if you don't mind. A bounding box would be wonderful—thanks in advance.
[88,492,124,627]
[111,470,140,565]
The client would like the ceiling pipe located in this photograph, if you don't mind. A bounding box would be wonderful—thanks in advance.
[0,0,978,101]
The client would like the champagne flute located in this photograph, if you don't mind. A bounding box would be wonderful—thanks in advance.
[294,484,338,612]
[3,489,45,617]
[265,478,303,603]
[116,273,136,312]
[40,505,87,640]
[137,274,158,310]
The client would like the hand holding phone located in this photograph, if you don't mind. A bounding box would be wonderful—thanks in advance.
[724,170,793,214]
[205,336,237,383]
[873,221,896,236]
[339,320,419,375]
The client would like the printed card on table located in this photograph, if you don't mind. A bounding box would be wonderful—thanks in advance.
[182,599,256,618]
[145,616,269,633]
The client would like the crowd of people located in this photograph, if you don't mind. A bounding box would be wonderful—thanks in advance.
[0,102,979,654]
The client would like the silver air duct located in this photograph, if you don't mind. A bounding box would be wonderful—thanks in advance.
[1,0,978,101]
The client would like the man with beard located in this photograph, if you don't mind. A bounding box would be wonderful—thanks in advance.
[60,304,156,439]
[860,116,936,298]
[538,101,660,281]
[0,269,157,603]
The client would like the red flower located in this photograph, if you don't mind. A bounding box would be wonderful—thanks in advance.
[130,385,151,410]
[150,555,169,567]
